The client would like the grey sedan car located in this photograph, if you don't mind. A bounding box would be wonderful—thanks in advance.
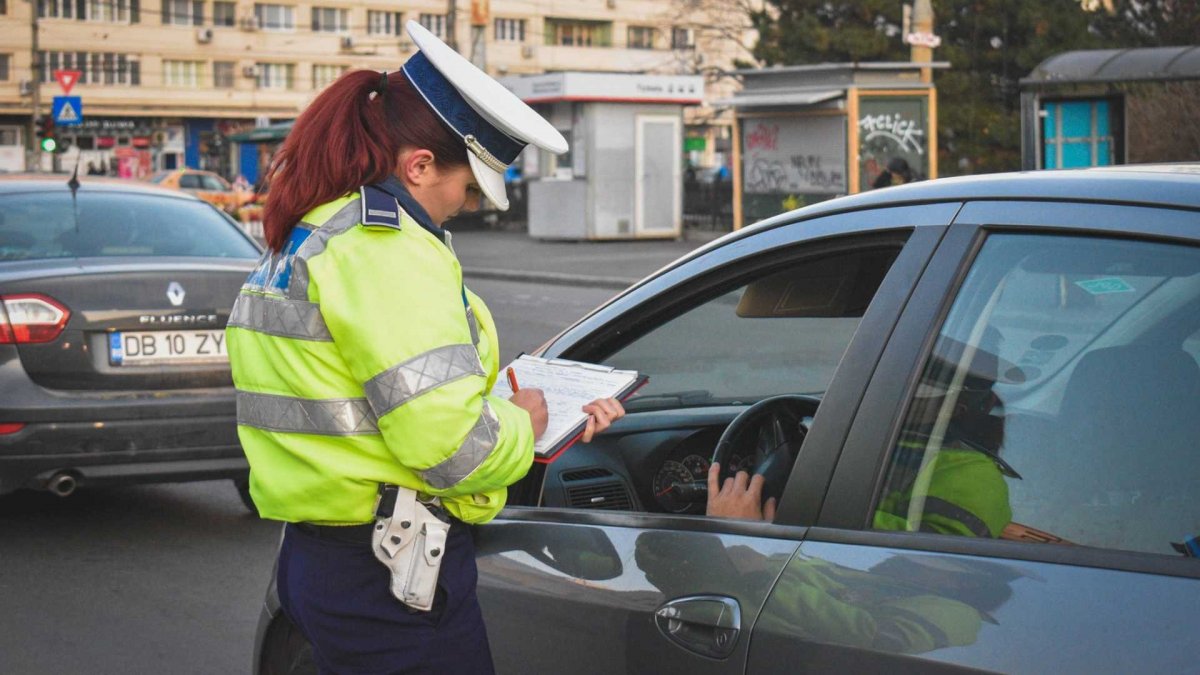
[256,166,1200,674]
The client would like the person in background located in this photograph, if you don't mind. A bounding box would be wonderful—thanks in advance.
[872,157,915,189]
[226,20,624,674]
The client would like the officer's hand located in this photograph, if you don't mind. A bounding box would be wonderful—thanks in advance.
[706,462,777,522]
[510,388,548,439]
[581,397,625,443]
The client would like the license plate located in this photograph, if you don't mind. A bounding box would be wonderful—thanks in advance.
[109,330,228,366]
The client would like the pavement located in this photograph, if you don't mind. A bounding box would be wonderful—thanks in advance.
[450,226,729,289]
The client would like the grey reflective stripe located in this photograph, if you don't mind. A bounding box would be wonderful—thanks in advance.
[237,391,379,435]
[228,293,332,341]
[364,343,485,418]
[919,497,993,538]
[287,200,365,301]
[465,305,480,346]
[421,402,500,489]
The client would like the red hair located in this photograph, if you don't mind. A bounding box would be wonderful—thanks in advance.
[262,70,468,251]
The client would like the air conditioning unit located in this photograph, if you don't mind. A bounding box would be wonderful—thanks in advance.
[398,38,413,52]
[606,0,616,7]
[339,36,354,50]
[521,45,535,59]
[242,65,260,78]
[196,27,214,43]
[18,80,33,96]
[238,15,259,31]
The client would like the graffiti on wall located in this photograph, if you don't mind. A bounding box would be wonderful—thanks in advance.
[858,97,930,190]
[741,116,847,196]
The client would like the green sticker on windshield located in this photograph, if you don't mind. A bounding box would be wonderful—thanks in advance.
[1075,277,1134,295]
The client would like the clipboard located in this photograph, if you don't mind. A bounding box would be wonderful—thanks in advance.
[490,354,647,463]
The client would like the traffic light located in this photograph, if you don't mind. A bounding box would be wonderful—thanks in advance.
[35,114,57,153]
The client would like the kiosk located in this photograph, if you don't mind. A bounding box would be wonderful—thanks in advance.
[724,62,944,229]
[501,72,704,240]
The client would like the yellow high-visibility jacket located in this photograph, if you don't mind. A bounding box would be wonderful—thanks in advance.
[227,182,534,525]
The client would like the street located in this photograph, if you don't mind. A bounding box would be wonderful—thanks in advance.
[0,277,618,675]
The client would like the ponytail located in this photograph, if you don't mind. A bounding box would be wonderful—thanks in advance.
[261,69,468,251]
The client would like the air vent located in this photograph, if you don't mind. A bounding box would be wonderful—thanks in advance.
[561,467,613,482]
[566,482,632,510]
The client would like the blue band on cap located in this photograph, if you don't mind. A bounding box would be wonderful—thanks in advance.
[401,52,525,166]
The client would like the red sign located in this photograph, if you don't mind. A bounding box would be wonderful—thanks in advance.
[54,70,82,95]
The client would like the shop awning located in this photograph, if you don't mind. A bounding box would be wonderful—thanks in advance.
[714,89,844,108]
[226,121,294,143]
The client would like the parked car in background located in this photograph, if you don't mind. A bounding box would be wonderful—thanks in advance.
[255,165,1200,674]
[149,168,255,214]
[0,175,260,506]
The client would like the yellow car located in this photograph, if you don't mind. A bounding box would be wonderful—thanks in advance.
[148,169,254,213]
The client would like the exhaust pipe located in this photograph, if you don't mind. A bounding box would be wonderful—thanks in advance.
[45,472,78,497]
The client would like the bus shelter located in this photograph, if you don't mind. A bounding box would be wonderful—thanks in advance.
[723,62,944,229]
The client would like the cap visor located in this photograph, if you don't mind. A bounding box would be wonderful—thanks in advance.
[468,152,509,211]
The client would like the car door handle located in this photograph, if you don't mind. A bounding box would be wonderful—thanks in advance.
[654,595,741,659]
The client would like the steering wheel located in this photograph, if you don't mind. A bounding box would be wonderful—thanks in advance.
[711,395,815,504]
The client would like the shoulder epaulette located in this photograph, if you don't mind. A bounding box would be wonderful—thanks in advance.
[359,185,402,230]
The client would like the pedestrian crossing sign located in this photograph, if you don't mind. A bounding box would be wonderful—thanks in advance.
[52,96,83,127]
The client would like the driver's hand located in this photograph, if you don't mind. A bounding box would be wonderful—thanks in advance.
[706,462,777,522]
[580,397,625,442]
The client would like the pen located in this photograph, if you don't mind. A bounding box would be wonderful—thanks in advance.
[506,367,520,392]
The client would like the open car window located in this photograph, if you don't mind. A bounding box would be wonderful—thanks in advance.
[603,241,906,412]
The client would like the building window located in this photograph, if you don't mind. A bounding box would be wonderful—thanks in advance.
[0,127,21,146]
[213,1,235,27]
[494,18,525,42]
[0,54,9,81]
[671,27,695,49]
[419,13,445,39]
[312,63,345,90]
[545,19,611,47]
[0,0,6,14]
[38,0,80,19]
[311,7,347,33]
[213,61,234,88]
[256,62,294,89]
[255,3,294,31]
[87,0,129,22]
[39,50,139,85]
[627,25,656,49]
[367,10,401,36]
[162,0,201,26]
[164,59,203,87]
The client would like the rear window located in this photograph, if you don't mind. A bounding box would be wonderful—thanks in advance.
[0,190,260,260]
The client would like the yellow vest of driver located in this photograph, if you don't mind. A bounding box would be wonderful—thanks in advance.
[226,185,534,525]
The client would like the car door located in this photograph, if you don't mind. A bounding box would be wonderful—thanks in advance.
[748,199,1200,673]
[474,202,961,675]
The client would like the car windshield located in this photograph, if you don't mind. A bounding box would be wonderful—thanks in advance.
[0,190,260,260]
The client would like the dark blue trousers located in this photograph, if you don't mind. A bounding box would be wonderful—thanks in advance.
[278,521,495,675]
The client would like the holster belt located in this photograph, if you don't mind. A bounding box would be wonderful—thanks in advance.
[371,484,452,612]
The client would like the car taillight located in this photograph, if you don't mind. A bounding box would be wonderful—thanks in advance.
[0,294,70,344]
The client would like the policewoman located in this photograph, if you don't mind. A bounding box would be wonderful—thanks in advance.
[227,20,624,674]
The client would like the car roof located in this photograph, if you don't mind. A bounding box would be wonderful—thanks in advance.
[757,164,1200,229]
[0,174,203,201]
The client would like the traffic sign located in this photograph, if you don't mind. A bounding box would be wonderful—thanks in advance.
[52,96,83,126]
[54,69,82,95]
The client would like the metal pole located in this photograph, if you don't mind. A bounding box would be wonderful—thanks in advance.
[29,0,41,171]
[446,0,458,51]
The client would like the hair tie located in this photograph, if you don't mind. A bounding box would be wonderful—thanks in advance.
[377,71,389,98]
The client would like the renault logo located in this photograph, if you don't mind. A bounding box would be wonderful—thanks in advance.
[166,282,186,307]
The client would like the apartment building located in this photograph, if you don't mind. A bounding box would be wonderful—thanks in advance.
[0,0,753,178]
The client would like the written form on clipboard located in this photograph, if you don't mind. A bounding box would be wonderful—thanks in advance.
[491,354,646,463]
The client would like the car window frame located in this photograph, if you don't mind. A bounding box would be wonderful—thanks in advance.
[820,199,1200,580]
[508,202,959,532]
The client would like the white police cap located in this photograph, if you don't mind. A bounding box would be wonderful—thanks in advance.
[402,20,567,211]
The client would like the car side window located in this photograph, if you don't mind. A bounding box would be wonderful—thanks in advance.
[604,237,907,412]
[200,175,228,191]
[179,174,202,189]
[876,233,1200,557]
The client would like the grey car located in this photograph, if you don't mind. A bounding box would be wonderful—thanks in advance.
[256,165,1200,674]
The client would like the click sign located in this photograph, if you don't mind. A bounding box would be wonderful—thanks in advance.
[52,96,83,126]
[54,69,81,95]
